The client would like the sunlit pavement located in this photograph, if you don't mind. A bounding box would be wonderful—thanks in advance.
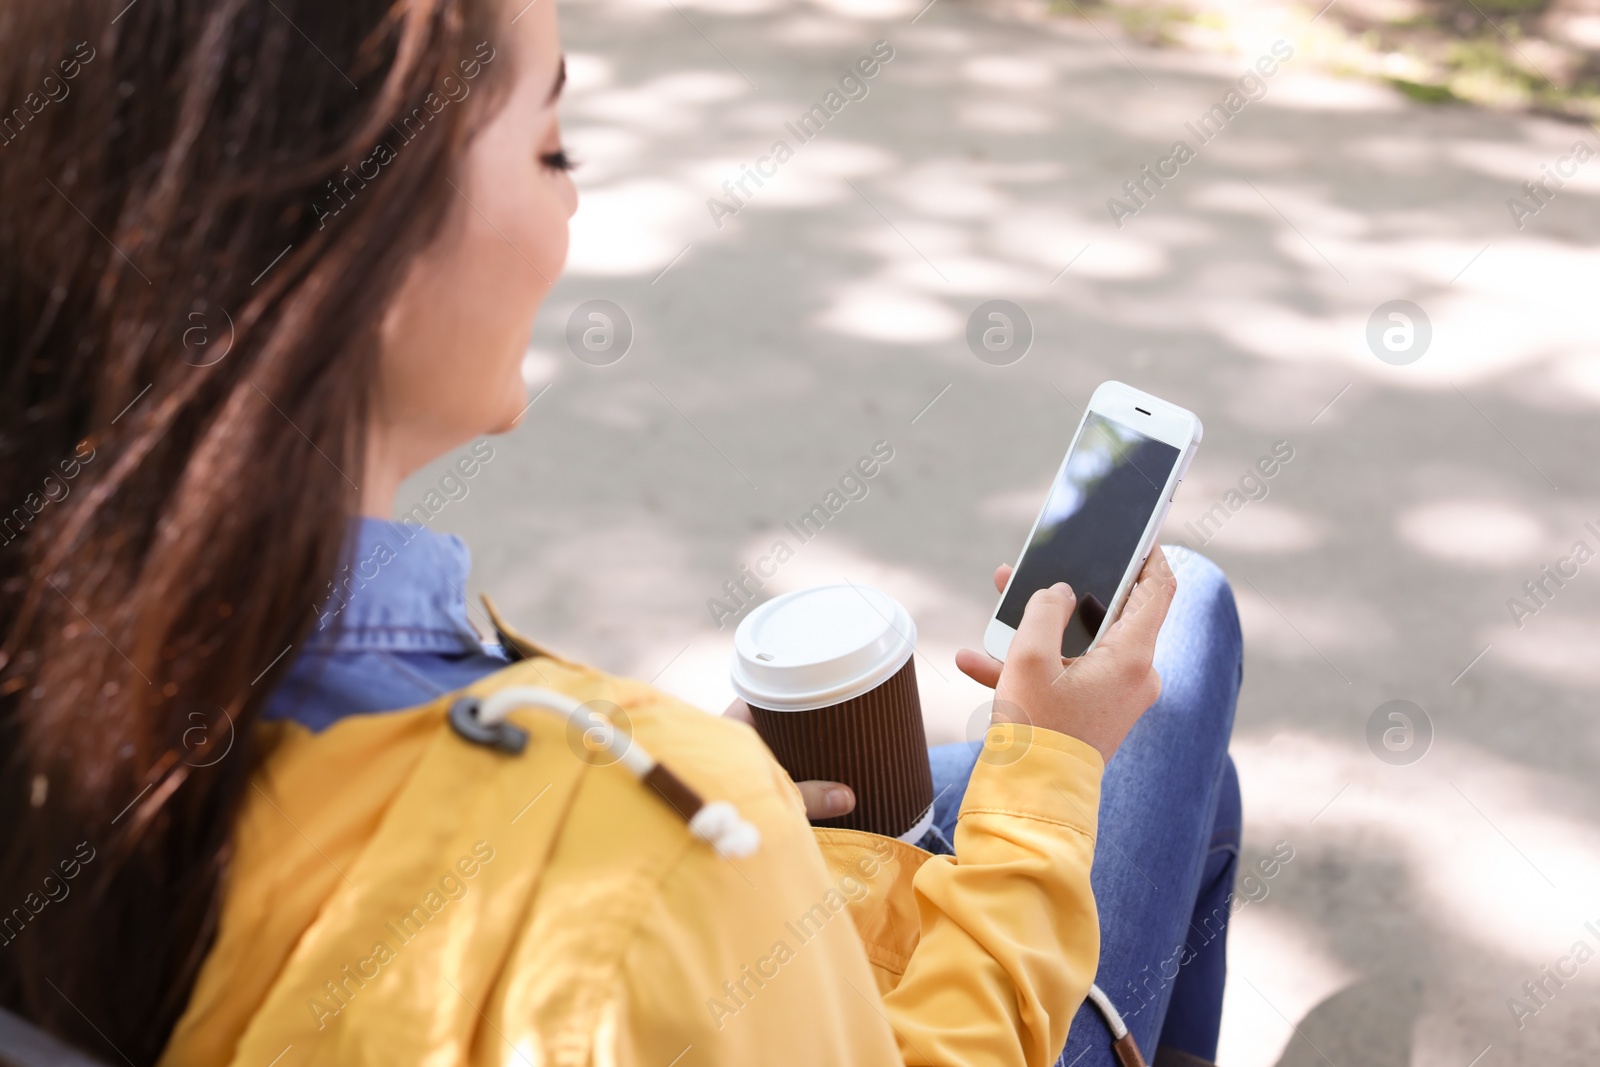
[408,0,1600,1062]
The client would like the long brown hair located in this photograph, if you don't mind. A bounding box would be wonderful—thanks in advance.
[0,1,504,1060]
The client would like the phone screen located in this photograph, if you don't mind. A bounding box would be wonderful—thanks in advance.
[997,412,1182,657]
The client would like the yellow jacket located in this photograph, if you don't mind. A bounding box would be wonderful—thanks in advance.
[160,640,1104,1067]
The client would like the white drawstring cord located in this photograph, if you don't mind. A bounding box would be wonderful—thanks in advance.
[470,686,761,859]
[1086,983,1147,1067]
[1086,983,1128,1039]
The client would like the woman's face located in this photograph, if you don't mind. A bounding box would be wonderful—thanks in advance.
[372,0,575,485]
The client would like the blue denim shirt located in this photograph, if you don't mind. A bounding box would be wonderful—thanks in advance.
[262,518,509,732]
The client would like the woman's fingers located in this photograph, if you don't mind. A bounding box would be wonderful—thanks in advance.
[1010,583,1077,667]
[1100,547,1177,662]
[992,563,1013,595]
[956,647,1004,689]
[795,780,855,819]
[958,564,1018,688]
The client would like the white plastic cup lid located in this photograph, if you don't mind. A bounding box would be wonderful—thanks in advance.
[730,584,916,712]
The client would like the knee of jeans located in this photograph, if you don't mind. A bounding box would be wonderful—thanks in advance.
[1162,545,1242,673]
[1211,755,1242,849]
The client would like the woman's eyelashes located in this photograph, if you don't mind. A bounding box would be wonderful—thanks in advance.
[539,147,575,173]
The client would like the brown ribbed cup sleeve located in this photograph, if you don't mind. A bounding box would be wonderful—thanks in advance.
[747,658,933,838]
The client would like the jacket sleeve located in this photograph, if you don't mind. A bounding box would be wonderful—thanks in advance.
[881,724,1104,1067]
[607,717,1104,1067]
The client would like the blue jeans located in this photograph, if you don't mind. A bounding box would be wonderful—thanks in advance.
[924,549,1243,1065]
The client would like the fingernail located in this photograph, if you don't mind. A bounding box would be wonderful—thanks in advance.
[825,786,853,815]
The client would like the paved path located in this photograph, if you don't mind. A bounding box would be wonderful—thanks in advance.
[410,0,1600,1062]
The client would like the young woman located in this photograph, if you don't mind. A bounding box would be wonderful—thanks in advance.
[0,2,1241,1065]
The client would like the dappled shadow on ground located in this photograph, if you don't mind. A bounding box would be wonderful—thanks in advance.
[404,0,1600,1062]
[1067,0,1600,119]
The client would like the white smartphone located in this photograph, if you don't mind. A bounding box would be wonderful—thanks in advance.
[984,381,1202,662]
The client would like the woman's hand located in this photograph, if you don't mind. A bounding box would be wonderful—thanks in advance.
[723,698,856,819]
[954,547,1177,764]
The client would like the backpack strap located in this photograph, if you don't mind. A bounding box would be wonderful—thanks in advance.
[480,594,568,664]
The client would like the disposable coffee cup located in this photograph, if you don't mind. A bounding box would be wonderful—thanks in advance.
[730,584,935,842]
